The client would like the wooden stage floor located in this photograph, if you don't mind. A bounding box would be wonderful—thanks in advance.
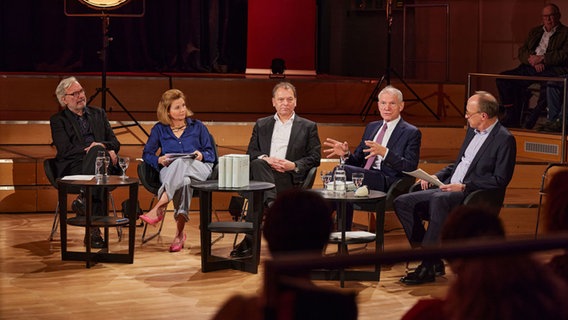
[0,205,547,320]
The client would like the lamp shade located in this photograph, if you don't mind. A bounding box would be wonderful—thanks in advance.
[79,0,130,9]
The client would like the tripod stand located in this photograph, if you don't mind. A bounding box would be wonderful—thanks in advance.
[360,0,439,121]
[88,15,149,137]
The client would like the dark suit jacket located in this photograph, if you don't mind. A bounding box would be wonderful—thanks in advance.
[345,118,421,188]
[435,121,516,195]
[247,114,321,184]
[50,106,120,178]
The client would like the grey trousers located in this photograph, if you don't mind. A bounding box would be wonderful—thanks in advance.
[159,158,213,221]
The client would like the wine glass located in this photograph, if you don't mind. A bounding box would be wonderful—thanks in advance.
[119,157,130,180]
[320,170,332,190]
[352,172,364,189]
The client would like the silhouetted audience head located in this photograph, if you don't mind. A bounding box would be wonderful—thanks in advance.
[543,169,568,285]
[544,169,568,234]
[439,206,568,320]
[441,205,505,242]
[263,189,333,255]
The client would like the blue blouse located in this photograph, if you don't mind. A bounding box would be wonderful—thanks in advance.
[142,118,215,170]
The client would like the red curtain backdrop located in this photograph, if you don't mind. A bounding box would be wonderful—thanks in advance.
[246,0,316,74]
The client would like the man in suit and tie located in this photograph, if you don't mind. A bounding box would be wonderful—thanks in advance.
[50,76,121,248]
[394,91,517,285]
[324,85,422,229]
[231,81,321,257]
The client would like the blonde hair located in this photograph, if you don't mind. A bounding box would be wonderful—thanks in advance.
[156,89,194,125]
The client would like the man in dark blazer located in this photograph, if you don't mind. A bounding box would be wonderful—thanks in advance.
[50,76,121,248]
[246,81,321,204]
[231,81,321,257]
[324,85,421,229]
[394,91,517,285]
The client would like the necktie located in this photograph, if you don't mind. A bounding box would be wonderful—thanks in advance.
[364,123,388,170]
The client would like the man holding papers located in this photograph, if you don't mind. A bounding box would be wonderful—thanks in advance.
[394,91,517,285]
[323,85,421,229]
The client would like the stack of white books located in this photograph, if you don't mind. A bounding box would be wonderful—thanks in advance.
[218,154,250,188]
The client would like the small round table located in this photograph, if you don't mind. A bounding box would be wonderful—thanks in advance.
[313,189,386,286]
[57,175,139,268]
[191,180,275,274]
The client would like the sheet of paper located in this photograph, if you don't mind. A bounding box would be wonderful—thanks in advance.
[60,175,95,181]
[403,168,445,187]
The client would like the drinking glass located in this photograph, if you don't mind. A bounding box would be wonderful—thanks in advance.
[320,170,332,190]
[95,156,104,182]
[352,172,364,188]
[119,157,130,180]
[104,156,110,176]
[333,169,347,196]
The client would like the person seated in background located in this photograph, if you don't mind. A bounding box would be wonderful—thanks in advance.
[403,205,568,320]
[139,89,216,252]
[50,76,121,248]
[323,85,421,230]
[496,3,568,128]
[213,189,348,320]
[394,91,516,285]
[543,169,568,283]
[231,82,321,258]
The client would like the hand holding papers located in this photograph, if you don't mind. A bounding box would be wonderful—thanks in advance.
[165,153,197,160]
[164,153,197,165]
[403,168,445,187]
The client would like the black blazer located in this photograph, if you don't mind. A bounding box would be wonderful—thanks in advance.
[50,106,120,178]
[436,121,516,195]
[345,118,421,187]
[247,114,321,184]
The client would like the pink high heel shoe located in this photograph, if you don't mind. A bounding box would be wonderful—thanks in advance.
[139,206,166,226]
[169,233,186,252]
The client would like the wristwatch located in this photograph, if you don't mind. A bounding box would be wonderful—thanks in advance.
[293,163,300,173]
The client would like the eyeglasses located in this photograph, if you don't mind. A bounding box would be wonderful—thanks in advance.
[542,14,557,19]
[465,110,482,117]
[65,89,85,98]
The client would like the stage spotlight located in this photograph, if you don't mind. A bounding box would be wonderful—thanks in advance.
[79,0,130,9]
[270,58,286,78]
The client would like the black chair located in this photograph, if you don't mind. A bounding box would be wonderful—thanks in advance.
[534,163,568,237]
[138,160,166,244]
[408,182,506,215]
[44,158,119,241]
[138,133,219,244]
[299,166,318,189]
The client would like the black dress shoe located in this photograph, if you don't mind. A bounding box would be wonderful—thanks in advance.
[433,260,445,276]
[90,234,106,249]
[230,238,252,258]
[400,264,436,285]
[72,196,86,216]
[538,119,562,133]
[84,230,106,249]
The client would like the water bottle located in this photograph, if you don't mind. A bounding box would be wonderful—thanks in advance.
[333,169,347,197]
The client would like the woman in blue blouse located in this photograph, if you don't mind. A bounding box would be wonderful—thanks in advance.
[140,89,215,252]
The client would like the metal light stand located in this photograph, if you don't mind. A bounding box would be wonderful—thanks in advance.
[360,0,439,121]
[64,0,149,137]
[87,15,149,136]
